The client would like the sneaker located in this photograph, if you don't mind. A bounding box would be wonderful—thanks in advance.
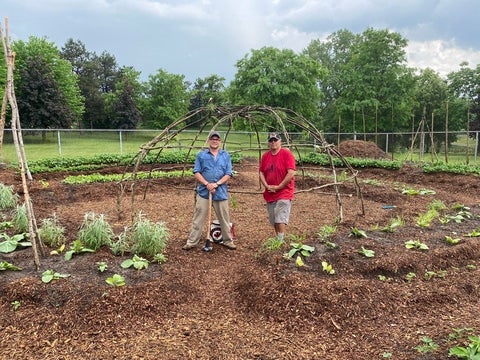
[221,241,236,250]
[182,244,195,251]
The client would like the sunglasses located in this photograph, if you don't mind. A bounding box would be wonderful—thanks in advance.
[268,138,279,143]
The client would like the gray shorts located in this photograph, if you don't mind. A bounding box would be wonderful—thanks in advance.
[267,200,292,225]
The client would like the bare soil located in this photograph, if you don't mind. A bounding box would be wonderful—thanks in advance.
[1,143,480,359]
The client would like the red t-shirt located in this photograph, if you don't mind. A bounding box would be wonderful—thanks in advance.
[259,148,296,202]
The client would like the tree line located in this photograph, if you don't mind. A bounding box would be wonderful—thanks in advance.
[1,27,479,152]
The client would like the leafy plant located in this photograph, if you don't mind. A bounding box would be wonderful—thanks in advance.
[0,233,31,253]
[317,224,337,241]
[11,300,21,311]
[0,183,18,211]
[405,272,416,282]
[402,188,436,195]
[41,269,70,283]
[445,235,462,245]
[380,216,404,233]
[152,253,168,264]
[349,227,367,238]
[64,239,96,260]
[262,236,285,251]
[129,214,169,257]
[405,239,429,250]
[11,204,28,233]
[321,261,335,275]
[96,261,108,272]
[358,246,375,258]
[0,261,22,271]
[465,228,480,237]
[38,214,66,248]
[284,242,315,259]
[77,212,114,251]
[415,336,438,353]
[106,274,125,287]
[449,335,480,359]
[121,254,149,270]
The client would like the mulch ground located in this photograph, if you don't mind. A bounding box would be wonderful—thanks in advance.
[1,140,480,360]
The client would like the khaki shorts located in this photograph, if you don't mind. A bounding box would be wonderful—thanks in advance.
[267,200,292,225]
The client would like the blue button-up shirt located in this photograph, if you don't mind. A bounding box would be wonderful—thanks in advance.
[194,149,233,201]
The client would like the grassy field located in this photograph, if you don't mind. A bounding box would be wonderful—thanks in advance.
[1,130,479,165]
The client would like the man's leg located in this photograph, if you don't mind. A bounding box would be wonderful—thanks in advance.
[184,194,209,247]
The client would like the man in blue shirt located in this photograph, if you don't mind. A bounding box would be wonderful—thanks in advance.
[182,131,236,250]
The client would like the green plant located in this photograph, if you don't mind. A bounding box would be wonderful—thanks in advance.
[321,261,335,275]
[380,216,404,233]
[129,214,169,257]
[405,239,429,250]
[402,188,436,195]
[96,261,108,272]
[405,272,416,282]
[449,335,480,359]
[0,233,31,253]
[77,212,114,251]
[64,239,96,260]
[11,204,28,233]
[11,300,21,311]
[284,242,315,259]
[152,253,168,264]
[415,336,438,353]
[445,235,462,245]
[465,228,480,237]
[349,227,367,238]
[0,261,22,271]
[317,224,337,241]
[38,214,66,248]
[41,269,70,283]
[121,254,149,270]
[262,236,285,251]
[0,183,18,211]
[110,229,130,256]
[0,220,13,231]
[358,246,375,258]
[106,274,125,287]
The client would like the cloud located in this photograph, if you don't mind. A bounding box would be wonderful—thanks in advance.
[407,39,480,76]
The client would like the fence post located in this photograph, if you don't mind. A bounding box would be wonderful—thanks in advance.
[57,130,62,155]
[119,130,123,155]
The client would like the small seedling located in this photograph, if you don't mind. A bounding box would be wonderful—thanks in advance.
[445,235,462,245]
[106,274,125,287]
[415,336,438,353]
[262,237,284,251]
[358,246,375,258]
[50,244,66,255]
[0,261,22,271]
[321,261,335,275]
[405,272,416,282]
[405,239,429,250]
[64,240,95,260]
[378,275,392,282]
[295,255,305,267]
[349,227,367,238]
[96,261,108,272]
[465,228,480,237]
[152,253,168,264]
[41,269,70,283]
[121,254,149,270]
[11,300,21,311]
[380,216,404,233]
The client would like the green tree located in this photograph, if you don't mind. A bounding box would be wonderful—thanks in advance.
[141,69,190,129]
[338,28,416,136]
[12,37,84,131]
[187,74,226,127]
[228,46,325,130]
[411,68,459,152]
[303,29,360,128]
[104,67,143,129]
[447,62,480,143]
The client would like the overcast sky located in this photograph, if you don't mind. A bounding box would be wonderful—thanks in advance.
[2,0,480,83]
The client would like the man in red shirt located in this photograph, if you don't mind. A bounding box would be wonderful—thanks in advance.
[259,132,296,241]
